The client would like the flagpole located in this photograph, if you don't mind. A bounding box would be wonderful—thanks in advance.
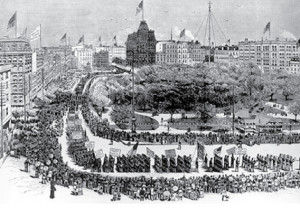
[83,35,85,47]
[40,24,42,48]
[15,11,18,38]
[269,23,271,40]
[142,0,144,21]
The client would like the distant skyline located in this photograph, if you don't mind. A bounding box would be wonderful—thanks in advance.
[0,0,299,47]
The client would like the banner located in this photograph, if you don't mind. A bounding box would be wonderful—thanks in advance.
[95,149,104,159]
[72,131,82,140]
[85,141,95,149]
[165,149,176,158]
[109,148,121,157]
[235,147,247,155]
[197,142,205,160]
[226,146,236,155]
[213,154,223,172]
[30,25,41,41]
[146,147,155,158]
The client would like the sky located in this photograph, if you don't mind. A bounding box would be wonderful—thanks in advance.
[0,0,299,47]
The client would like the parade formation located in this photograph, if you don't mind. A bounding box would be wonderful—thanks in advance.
[1,0,300,205]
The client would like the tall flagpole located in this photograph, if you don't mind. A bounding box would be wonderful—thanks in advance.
[40,24,42,48]
[15,11,18,38]
[142,0,144,21]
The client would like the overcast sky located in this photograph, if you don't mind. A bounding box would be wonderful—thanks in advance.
[0,0,299,46]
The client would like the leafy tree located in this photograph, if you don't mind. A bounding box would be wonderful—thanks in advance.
[289,102,300,120]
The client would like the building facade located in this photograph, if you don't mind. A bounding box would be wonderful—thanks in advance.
[0,65,12,127]
[238,38,299,72]
[93,51,109,68]
[215,45,239,63]
[0,38,32,109]
[126,20,156,66]
[95,45,126,64]
[156,41,206,66]
[288,57,300,74]
[72,45,93,68]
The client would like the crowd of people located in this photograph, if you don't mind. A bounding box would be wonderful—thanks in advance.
[8,75,300,202]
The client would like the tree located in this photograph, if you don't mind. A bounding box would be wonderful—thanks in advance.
[280,75,299,100]
[161,87,181,122]
[289,102,300,120]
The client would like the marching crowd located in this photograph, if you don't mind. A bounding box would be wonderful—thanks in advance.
[8,75,300,202]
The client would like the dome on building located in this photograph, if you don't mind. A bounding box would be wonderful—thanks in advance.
[138,20,149,32]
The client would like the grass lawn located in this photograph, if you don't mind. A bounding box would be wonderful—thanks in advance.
[114,113,159,130]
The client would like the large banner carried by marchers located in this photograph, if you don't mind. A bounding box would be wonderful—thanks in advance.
[197,141,205,160]
[109,148,121,157]
[165,149,176,158]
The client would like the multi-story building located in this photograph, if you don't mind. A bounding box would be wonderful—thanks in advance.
[0,65,12,127]
[0,38,32,110]
[93,51,109,68]
[238,38,299,72]
[215,45,239,63]
[126,20,156,66]
[72,45,93,68]
[95,45,126,64]
[288,57,300,74]
[156,40,206,66]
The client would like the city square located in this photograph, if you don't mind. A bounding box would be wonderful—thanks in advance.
[0,0,300,206]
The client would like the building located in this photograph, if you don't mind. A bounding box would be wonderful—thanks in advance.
[93,51,109,68]
[126,20,156,66]
[0,38,32,110]
[72,45,93,68]
[155,40,206,66]
[238,38,299,72]
[288,57,300,74]
[0,65,12,127]
[215,45,239,63]
[95,45,126,64]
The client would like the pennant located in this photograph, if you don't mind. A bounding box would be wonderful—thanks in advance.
[180,29,185,38]
[30,25,41,41]
[78,35,84,44]
[60,33,66,42]
[113,36,116,41]
[213,146,222,156]
[18,28,27,39]
[136,0,143,15]
[127,141,139,157]
[263,22,270,34]
[7,12,17,29]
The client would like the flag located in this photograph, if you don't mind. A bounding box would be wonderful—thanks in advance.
[7,12,17,29]
[213,146,222,155]
[78,35,84,44]
[113,36,116,41]
[18,28,27,39]
[263,22,270,34]
[226,146,236,155]
[60,33,66,42]
[127,141,139,157]
[30,25,41,41]
[197,142,205,159]
[136,0,143,15]
[180,29,185,38]
[146,147,155,158]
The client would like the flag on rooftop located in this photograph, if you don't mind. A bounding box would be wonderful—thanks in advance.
[180,29,186,38]
[136,0,143,15]
[30,25,41,41]
[7,11,17,29]
[264,22,270,34]
[60,33,66,41]
[18,28,27,39]
[78,35,84,44]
